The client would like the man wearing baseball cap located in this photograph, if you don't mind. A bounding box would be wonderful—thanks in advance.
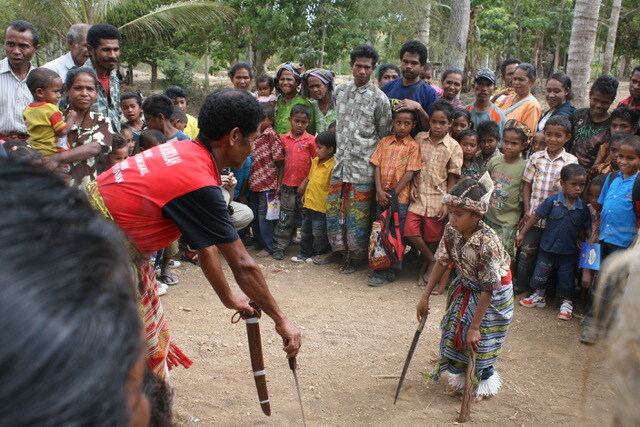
[465,68,507,135]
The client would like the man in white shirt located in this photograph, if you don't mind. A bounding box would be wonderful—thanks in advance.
[43,24,91,82]
[0,20,39,138]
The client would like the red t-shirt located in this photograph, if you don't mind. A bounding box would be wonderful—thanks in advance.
[248,127,285,192]
[98,75,110,102]
[281,131,317,187]
[98,139,238,254]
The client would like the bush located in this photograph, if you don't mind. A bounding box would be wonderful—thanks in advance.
[159,50,197,95]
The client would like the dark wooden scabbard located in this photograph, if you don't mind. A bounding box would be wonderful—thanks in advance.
[244,305,271,416]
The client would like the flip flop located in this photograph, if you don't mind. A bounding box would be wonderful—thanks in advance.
[160,272,179,286]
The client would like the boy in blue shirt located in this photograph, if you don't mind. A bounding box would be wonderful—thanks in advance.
[517,164,591,320]
[142,94,190,143]
[598,135,640,257]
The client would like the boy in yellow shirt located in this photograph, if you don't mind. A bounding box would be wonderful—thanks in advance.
[291,131,336,264]
[23,68,76,158]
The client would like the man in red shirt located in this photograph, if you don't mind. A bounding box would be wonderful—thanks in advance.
[617,65,640,116]
[91,88,301,378]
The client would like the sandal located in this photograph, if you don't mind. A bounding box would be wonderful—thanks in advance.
[339,259,357,274]
[160,272,179,286]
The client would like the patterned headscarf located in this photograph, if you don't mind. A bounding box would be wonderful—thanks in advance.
[275,62,305,95]
[441,172,494,215]
[504,119,532,143]
[301,69,336,102]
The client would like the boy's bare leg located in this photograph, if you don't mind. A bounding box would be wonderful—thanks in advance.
[407,236,435,286]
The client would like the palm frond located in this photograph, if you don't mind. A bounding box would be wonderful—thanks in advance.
[119,1,236,41]
[17,0,85,32]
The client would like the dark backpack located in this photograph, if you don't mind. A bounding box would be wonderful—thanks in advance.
[368,190,405,270]
[602,171,640,226]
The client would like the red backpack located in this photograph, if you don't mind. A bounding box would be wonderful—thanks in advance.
[368,190,406,270]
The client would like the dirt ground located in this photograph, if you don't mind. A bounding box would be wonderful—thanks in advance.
[162,246,614,427]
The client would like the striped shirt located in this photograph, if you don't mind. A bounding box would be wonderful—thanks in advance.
[0,58,34,134]
[522,148,578,226]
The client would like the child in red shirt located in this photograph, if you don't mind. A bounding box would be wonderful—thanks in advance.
[272,104,317,259]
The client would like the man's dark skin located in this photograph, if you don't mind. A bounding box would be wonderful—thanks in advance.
[4,26,39,81]
[393,51,429,130]
[196,100,301,358]
[88,38,119,80]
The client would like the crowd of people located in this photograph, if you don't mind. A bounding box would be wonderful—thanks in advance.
[2,18,640,425]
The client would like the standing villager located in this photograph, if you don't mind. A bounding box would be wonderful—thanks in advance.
[301,68,337,134]
[42,24,91,82]
[327,44,392,273]
[0,20,39,140]
[274,62,315,135]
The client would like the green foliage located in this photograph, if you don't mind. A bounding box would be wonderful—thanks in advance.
[159,49,197,93]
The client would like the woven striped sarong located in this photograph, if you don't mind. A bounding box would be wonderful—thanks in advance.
[86,182,192,379]
[431,273,514,380]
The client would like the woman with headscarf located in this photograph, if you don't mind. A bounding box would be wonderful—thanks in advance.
[302,68,336,134]
[274,62,315,135]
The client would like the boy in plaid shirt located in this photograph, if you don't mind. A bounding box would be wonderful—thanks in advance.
[516,116,578,292]
[368,109,421,286]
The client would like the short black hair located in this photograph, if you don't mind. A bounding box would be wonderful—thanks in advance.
[452,108,472,126]
[170,106,187,122]
[164,86,187,101]
[260,102,275,119]
[228,62,253,79]
[7,20,39,46]
[477,121,500,141]
[500,58,521,78]
[631,65,640,78]
[86,24,121,49]
[611,131,631,146]
[391,109,415,120]
[139,129,164,150]
[442,68,464,83]
[2,140,40,163]
[315,130,336,151]
[590,75,619,98]
[143,370,173,427]
[620,135,640,157]
[0,159,141,426]
[121,92,142,106]
[449,178,487,201]
[290,104,311,119]
[255,74,274,88]
[142,94,173,119]
[560,163,586,181]
[377,63,400,80]
[111,133,128,150]
[548,72,573,100]
[198,88,265,140]
[429,99,455,121]
[399,40,428,65]
[26,67,60,96]
[544,115,572,135]
[611,107,640,127]
[589,174,607,190]
[64,66,98,92]
[458,129,478,142]
[350,43,379,66]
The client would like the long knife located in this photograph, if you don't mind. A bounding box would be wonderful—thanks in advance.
[234,302,271,416]
[393,315,428,404]
[284,339,307,427]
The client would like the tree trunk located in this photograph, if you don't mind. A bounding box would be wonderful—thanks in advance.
[150,62,158,89]
[204,38,210,90]
[253,49,267,76]
[416,0,431,47]
[566,0,602,108]
[443,0,470,70]
[602,0,622,75]
[319,26,326,68]
[553,0,567,71]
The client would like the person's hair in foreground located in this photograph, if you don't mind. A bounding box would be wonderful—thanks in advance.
[0,159,148,426]
[198,88,265,140]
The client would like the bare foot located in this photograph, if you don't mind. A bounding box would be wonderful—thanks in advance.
[445,386,462,397]
[473,395,485,403]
